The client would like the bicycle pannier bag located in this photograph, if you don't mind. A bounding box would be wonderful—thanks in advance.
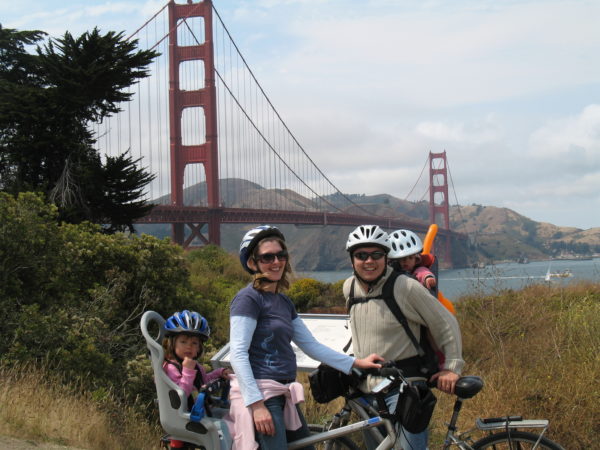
[308,364,351,404]
[395,382,437,433]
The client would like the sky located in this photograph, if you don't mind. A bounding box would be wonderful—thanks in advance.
[3,0,600,230]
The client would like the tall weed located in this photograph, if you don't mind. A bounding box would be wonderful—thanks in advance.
[447,282,599,448]
[0,363,160,449]
[302,283,599,449]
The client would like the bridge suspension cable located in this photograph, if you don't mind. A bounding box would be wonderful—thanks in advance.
[91,1,438,226]
[446,158,468,233]
[404,155,429,201]
[211,5,379,216]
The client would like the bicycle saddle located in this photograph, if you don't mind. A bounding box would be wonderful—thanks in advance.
[455,376,484,399]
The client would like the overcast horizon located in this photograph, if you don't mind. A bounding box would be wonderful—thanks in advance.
[3,0,599,230]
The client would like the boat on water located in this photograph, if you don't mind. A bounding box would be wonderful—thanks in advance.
[545,267,573,281]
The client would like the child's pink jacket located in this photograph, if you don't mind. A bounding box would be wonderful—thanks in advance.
[163,360,226,397]
[413,265,435,287]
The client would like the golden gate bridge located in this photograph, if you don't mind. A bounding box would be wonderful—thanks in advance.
[92,0,462,262]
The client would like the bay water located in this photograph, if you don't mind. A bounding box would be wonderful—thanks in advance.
[299,258,600,301]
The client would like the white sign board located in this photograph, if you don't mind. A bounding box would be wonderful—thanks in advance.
[210,314,353,372]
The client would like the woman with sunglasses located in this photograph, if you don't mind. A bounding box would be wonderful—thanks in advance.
[343,225,464,450]
[226,225,382,450]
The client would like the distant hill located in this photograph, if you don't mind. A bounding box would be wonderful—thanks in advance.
[137,179,600,270]
[450,204,600,264]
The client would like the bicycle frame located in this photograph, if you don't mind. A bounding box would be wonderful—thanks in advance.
[291,392,399,450]
[289,412,396,450]
[301,374,559,450]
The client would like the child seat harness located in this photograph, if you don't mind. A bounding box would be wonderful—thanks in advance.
[163,359,213,415]
[347,271,439,378]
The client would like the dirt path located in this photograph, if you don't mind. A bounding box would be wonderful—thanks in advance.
[0,435,84,450]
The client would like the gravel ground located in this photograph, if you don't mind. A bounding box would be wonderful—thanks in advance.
[0,435,84,449]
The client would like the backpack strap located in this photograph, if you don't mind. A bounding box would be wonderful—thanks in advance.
[345,272,426,357]
[346,272,438,376]
[347,279,371,312]
[380,271,426,358]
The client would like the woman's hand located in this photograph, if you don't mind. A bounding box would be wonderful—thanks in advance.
[221,368,233,379]
[250,400,274,436]
[352,353,383,369]
[430,370,459,394]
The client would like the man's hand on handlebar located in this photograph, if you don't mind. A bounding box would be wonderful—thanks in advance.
[430,370,459,394]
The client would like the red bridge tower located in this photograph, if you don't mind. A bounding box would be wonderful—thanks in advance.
[168,0,221,246]
[429,151,452,264]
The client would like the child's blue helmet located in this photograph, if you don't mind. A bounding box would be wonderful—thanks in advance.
[164,310,210,340]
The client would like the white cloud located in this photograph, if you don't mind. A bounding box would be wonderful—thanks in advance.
[416,115,502,144]
[529,104,600,164]
[265,0,600,108]
[4,1,160,37]
[4,0,600,229]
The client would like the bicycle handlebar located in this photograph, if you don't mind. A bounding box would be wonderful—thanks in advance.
[351,362,405,381]
[200,377,229,395]
[353,362,438,388]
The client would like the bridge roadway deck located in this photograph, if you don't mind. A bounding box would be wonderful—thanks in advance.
[136,205,463,239]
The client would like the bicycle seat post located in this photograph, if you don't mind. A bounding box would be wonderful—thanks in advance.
[445,397,464,440]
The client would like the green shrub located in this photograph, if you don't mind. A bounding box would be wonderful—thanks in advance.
[0,192,197,404]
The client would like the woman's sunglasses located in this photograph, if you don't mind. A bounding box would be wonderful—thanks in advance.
[353,250,386,261]
[255,250,289,264]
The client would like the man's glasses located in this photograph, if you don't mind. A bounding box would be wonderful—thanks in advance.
[256,250,289,264]
[353,251,386,261]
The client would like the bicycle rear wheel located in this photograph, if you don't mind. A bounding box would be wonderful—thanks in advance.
[472,430,564,450]
[307,424,360,450]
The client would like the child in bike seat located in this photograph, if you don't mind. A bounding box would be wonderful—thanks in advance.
[388,229,453,368]
[162,310,232,450]
[388,229,436,293]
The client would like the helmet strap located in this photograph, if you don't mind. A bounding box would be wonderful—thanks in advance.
[253,274,278,292]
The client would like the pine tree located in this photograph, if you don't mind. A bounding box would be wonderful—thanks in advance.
[0,25,158,232]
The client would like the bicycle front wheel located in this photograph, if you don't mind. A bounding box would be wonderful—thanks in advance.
[307,424,360,450]
[472,430,565,450]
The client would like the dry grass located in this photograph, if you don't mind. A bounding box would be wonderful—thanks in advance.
[434,282,600,448]
[2,283,597,449]
[0,364,161,450]
[302,283,600,449]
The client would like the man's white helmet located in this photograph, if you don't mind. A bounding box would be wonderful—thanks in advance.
[346,225,390,253]
[388,229,423,259]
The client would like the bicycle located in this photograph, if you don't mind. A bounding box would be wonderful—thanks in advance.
[143,311,563,450]
[300,365,564,450]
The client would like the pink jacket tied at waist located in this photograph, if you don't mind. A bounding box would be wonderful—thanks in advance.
[224,377,306,450]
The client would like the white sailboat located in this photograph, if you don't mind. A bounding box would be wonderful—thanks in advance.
[545,264,572,281]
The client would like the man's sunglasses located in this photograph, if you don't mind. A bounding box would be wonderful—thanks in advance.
[255,250,289,264]
[353,251,386,261]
